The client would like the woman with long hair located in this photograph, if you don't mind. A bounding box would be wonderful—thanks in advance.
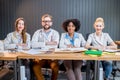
[4,18,30,50]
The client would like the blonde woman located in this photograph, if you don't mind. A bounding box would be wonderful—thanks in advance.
[85,17,117,80]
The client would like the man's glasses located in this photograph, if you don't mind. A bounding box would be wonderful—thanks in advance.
[42,20,52,23]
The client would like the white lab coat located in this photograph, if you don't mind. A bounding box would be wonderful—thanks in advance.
[31,28,59,49]
[59,32,86,48]
[87,32,113,46]
[4,31,31,49]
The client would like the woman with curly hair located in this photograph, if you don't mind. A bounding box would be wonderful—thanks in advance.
[59,19,86,80]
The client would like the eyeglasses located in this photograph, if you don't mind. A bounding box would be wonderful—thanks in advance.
[42,20,52,23]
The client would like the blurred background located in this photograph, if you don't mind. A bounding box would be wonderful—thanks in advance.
[0,0,120,40]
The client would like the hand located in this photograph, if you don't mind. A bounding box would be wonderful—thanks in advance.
[67,44,74,48]
[101,46,106,51]
[97,45,106,51]
[46,41,57,45]
[17,43,27,47]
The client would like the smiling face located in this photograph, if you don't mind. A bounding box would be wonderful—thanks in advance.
[67,22,76,34]
[17,20,25,32]
[94,21,104,34]
[41,16,53,30]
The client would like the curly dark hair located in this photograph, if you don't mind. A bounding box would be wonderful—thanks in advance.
[62,19,81,32]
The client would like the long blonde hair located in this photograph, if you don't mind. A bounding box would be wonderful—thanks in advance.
[15,18,27,43]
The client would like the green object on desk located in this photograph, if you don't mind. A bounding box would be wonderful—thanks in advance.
[85,50,102,56]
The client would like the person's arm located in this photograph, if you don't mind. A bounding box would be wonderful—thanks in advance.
[106,33,117,49]
[106,42,117,49]
[85,42,98,50]
[80,34,86,47]
[31,30,45,48]
[85,34,99,50]
[59,33,75,48]
[46,41,58,45]
[59,33,67,48]
[46,31,60,48]
[4,33,17,49]
[85,38,106,50]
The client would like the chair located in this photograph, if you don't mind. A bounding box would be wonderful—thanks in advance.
[111,41,120,80]
[0,40,4,70]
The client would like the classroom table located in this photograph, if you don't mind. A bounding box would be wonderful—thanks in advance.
[0,51,18,80]
[17,49,120,80]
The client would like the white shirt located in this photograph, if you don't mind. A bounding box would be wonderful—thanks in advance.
[87,32,113,46]
[4,31,31,49]
[0,40,4,50]
[59,32,86,48]
[31,28,59,49]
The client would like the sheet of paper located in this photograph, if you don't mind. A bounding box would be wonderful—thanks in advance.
[115,52,120,55]
[104,49,120,53]
[21,49,47,55]
[55,47,87,52]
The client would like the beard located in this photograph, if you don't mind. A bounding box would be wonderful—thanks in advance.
[43,24,51,30]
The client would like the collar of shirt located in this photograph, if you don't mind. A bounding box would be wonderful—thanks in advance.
[65,32,79,46]
[65,32,79,40]
[94,32,105,46]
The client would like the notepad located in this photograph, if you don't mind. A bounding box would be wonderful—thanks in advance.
[55,47,87,52]
[104,49,120,53]
[115,52,120,55]
[21,49,43,55]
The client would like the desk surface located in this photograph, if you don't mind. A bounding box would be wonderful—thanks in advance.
[17,51,120,61]
[0,52,17,60]
[0,49,120,60]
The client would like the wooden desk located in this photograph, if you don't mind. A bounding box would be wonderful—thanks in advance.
[98,53,120,61]
[0,52,17,60]
[0,51,18,80]
[17,50,120,80]
[17,51,120,60]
